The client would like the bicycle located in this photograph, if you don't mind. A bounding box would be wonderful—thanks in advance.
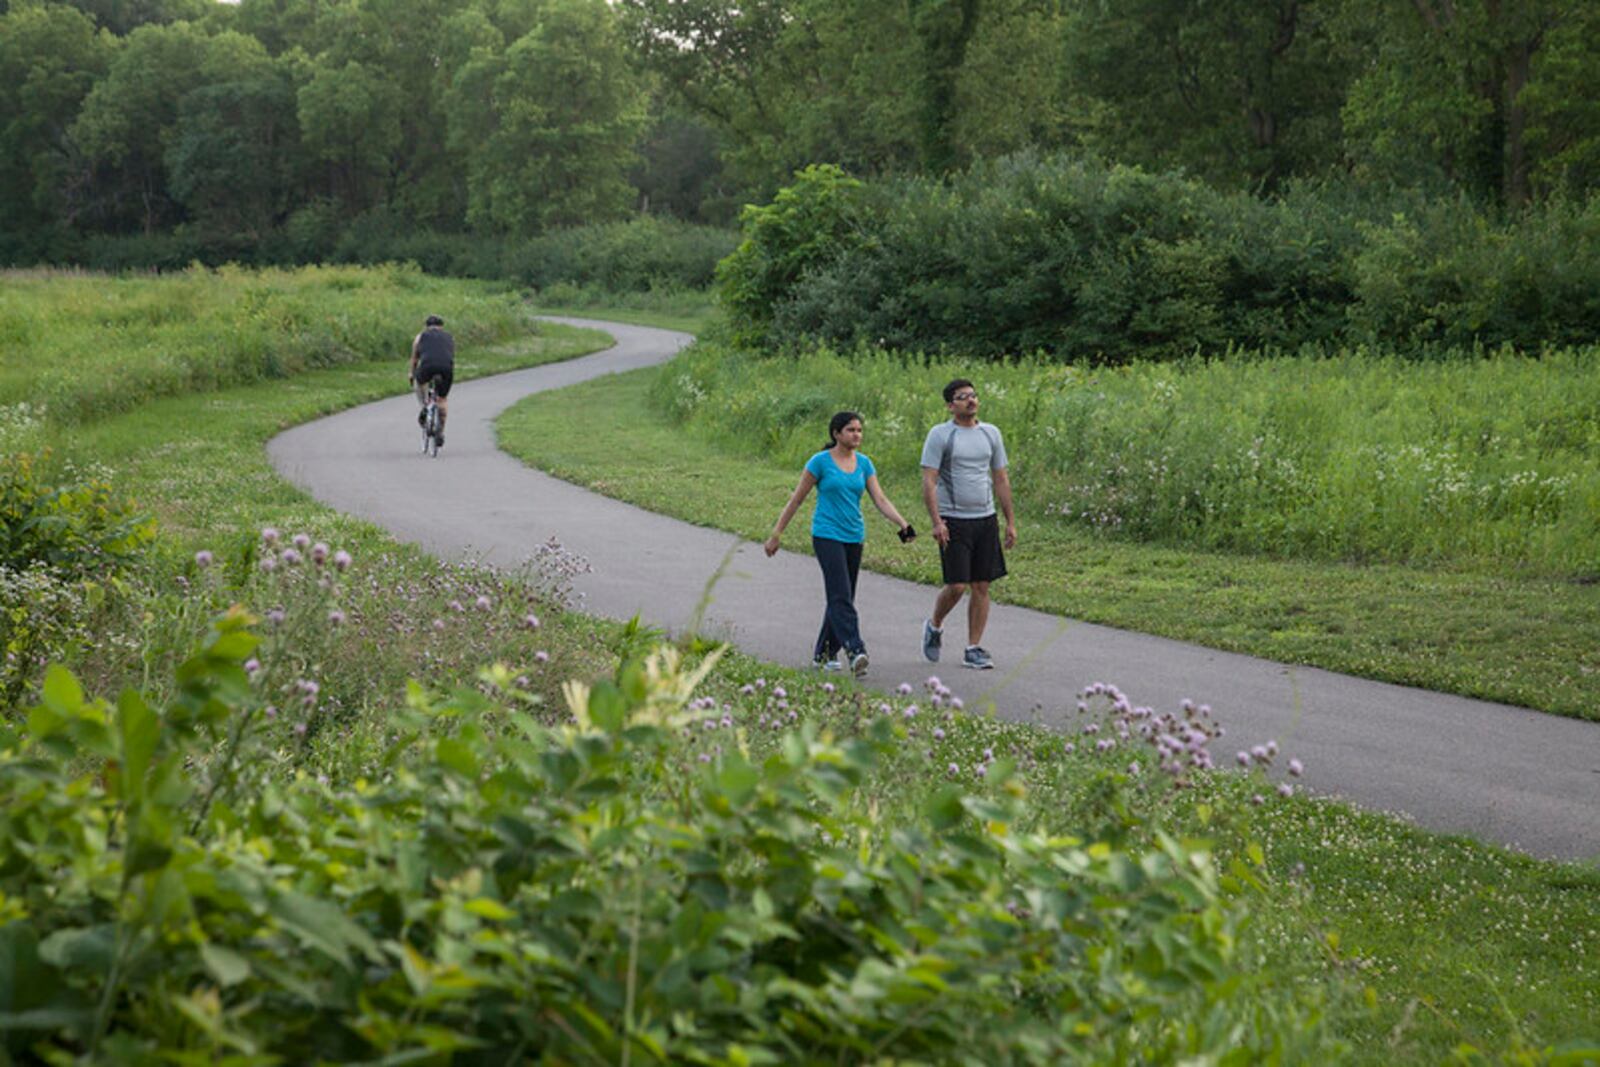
[419,377,442,458]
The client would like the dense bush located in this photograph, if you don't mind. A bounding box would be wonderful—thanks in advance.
[725,153,1600,360]
[0,611,1336,1063]
[656,339,1600,573]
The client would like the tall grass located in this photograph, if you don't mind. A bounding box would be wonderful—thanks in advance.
[656,340,1600,575]
[0,263,535,426]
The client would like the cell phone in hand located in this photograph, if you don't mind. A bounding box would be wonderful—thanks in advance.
[897,524,917,543]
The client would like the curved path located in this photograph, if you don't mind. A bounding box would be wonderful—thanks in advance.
[269,319,1600,862]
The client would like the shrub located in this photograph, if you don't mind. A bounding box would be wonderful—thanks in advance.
[0,619,1335,1063]
[730,153,1600,360]
[0,452,152,581]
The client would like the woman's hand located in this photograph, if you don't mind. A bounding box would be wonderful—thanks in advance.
[763,533,781,557]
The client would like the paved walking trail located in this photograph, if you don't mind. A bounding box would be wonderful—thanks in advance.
[269,318,1600,862]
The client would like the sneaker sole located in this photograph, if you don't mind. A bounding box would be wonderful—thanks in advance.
[962,661,993,670]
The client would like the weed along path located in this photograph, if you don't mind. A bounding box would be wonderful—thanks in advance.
[269,318,1600,863]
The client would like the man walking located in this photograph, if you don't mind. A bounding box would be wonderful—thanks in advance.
[919,378,1016,669]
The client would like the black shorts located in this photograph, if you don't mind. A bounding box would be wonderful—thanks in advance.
[417,364,453,398]
[940,514,1006,585]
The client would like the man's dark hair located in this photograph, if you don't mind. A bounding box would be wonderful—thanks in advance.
[943,378,974,404]
[425,314,444,327]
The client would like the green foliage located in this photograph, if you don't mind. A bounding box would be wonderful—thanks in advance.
[730,153,1600,360]
[715,164,866,344]
[0,623,1336,1062]
[445,0,647,236]
[0,451,153,581]
[656,338,1600,575]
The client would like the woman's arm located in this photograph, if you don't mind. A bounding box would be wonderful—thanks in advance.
[764,470,818,556]
[865,475,912,535]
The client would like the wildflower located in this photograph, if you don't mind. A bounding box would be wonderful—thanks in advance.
[903,705,917,720]
[293,722,308,737]
[1289,758,1304,777]
[947,763,960,777]
[1236,751,1251,767]
[261,527,279,545]
[195,550,213,568]
[333,550,352,571]
[475,595,491,611]
[896,683,913,696]
[244,658,260,675]
[1251,745,1269,763]
[449,600,464,613]
[292,533,310,550]
[524,613,541,630]
[773,685,787,699]
[264,705,278,719]
[698,753,712,763]
[933,727,945,740]
[739,684,755,696]
[1250,794,1265,806]
[260,556,277,573]
[282,548,302,566]
[267,609,285,626]
[925,675,942,689]
[1278,783,1294,798]
[974,764,987,778]
[328,609,346,625]
[535,650,549,663]
[431,619,445,632]
[311,542,329,565]
[822,682,835,694]
[1266,740,1279,757]
[949,697,963,710]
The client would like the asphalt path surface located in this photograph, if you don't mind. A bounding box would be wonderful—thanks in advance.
[269,318,1600,862]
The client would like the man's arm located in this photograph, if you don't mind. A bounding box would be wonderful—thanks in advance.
[921,466,949,547]
[993,466,1017,549]
[409,333,422,381]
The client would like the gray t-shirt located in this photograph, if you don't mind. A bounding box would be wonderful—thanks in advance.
[920,420,1007,519]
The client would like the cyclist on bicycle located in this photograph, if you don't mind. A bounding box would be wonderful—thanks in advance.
[409,314,455,446]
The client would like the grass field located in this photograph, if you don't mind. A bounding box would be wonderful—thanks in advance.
[2,274,1594,1062]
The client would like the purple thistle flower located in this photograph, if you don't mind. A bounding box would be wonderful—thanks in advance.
[244,658,260,675]
[932,727,945,740]
[292,533,310,550]
[260,556,277,573]
[293,722,308,737]
[264,705,278,719]
[1236,751,1251,767]
[431,619,445,632]
[195,550,213,568]
[328,609,346,625]
[1288,759,1304,777]
[1251,745,1269,763]
[475,595,491,611]
[903,705,917,720]
[311,542,329,565]
[534,650,549,663]
[773,686,787,699]
[281,548,302,566]
[949,697,963,710]
[947,763,960,777]
[267,609,285,626]
[333,549,352,571]
[896,683,913,696]
[1278,783,1294,798]
[1250,793,1265,806]
[822,682,835,694]
[524,613,541,630]
[261,527,279,545]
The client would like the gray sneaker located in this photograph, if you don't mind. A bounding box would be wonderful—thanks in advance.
[850,650,870,678]
[962,645,994,670]
[922,619,942,662]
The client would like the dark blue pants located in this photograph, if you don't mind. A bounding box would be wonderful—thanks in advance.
[812,536,865,663]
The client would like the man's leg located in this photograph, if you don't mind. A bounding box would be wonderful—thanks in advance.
[436,396,448,432]
[966,581,991,647]
[931,583,966,629]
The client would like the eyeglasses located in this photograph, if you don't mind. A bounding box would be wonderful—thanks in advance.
[951,391,978,402]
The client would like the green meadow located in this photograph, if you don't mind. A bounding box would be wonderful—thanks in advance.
[0,269,1593,1063]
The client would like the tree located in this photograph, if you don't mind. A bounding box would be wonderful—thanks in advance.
[445,0,646,234]
[1339,0,1572,207]
[296,58,404,213]
[906,0,981,173]
[69,23,275,232]
[166,70,299,238]
[0,2,113,257]
[1061,0,1354,191]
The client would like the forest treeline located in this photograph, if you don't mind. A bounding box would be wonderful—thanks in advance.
[3,0,1599,272]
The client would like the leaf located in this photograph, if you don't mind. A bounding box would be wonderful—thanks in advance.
[200,943,251,988]
[116,689,160,802]
[463,898,515,922]
[38,926,117,973]
[39,666,84,717]
[268,891,376,970]
[435,738,479,779]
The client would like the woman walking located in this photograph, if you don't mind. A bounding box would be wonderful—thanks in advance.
[764,411,916,677]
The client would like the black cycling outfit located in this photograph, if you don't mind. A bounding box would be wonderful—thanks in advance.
[414,327,455,397]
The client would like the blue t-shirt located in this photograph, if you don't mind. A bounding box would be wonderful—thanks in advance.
[805,450,876,543]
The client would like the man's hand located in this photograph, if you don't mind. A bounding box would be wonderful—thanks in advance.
[1004,522,1017,550]
[932,519,950,547]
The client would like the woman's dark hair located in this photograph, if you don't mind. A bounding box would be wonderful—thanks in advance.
[824,410,863,450]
